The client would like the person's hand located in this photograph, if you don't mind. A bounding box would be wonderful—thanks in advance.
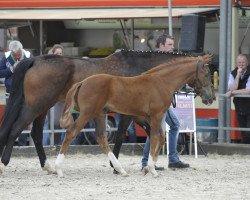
[224,90,232,98]
[13,61,19,71]
[237,67,243,76]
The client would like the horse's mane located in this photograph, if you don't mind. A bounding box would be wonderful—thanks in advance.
[142,56,197,75]
[142,54,212,75]
[119,49,189,57]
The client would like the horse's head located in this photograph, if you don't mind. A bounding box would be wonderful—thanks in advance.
[189,55,216,105]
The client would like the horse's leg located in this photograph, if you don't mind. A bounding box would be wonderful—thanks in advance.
[0,107,37,173]
[55,116,86,177]
[111,114,132,169]
[0,128,9,158]
[96,113,128,177]
[154,128,166,160]
[31,113,55,174]
[148,115,163,178]
[153,115,167,160]
[0,128,10,173]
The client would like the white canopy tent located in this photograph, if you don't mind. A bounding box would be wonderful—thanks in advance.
[0,7,218,20]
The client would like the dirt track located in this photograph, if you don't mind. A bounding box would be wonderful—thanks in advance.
[0,153,250,200]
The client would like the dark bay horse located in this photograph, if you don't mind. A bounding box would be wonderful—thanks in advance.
[56,55,214,178]
[0,50,194,174]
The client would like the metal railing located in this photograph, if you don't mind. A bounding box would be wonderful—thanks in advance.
[197,93,250,141]
[0,93,249,146]
[0,94,118,145]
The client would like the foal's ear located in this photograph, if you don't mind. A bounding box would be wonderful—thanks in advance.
[203,54,212,64]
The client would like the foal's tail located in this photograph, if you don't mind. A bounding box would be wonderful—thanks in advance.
[60,82,82,128]
[0,58,35,140]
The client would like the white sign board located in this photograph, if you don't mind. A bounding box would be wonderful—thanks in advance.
[165,93,198,158]
[173,93,196,133]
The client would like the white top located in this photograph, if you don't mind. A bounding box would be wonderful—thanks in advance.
[228,73,250,90]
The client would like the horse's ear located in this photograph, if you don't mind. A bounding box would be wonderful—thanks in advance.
[203,54,212,64]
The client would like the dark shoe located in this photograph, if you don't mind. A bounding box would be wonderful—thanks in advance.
[155,165,165,171]
[168,161,190,169]
[141,165,164,171]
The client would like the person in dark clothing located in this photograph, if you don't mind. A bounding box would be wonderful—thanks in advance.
[0,40,32,146]
[225,54,250,144]
[0,40,31,94]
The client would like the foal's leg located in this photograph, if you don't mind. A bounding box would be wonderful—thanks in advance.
[55,116,87,177]
[31,112,55,174]
[153,116,167,160]
[96,114,128,177]
[153,128,166,161]
[147,115,163,178]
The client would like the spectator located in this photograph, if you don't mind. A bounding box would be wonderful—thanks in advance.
[225,54,250,144]
[46,45,95,145]
[127,122,137,143]
[0,40,32,146]
[141,34,190,171]
[43,44,64,145]
[48,44,64,55]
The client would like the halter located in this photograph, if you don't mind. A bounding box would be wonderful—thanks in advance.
[191,58,212,98]
[172,58,203,106]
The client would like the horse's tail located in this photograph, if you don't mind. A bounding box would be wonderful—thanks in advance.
[0,57,35,136]
[60,82,82,128]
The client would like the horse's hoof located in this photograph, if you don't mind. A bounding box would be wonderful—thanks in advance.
[116,168,128,177]
[122,174,129,177]
[152,173,159,178]
[113,169,128,177]
[121,171,129,177]
[0,162,5,174]
[150,169,159,178]
[113,169,120,175]
[56,169,64,178]
[42,160,56,174]
[141,166,149,176]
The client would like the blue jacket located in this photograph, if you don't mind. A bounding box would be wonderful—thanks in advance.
[0,49,31,93]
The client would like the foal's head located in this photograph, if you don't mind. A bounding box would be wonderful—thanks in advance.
[190,55,215,105]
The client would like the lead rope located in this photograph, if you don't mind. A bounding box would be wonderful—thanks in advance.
[172,94,176,108]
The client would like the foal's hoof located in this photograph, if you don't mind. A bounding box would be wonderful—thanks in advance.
[120,171,129,177]
[150,169,159,178]
[118,168,129,177]
[152,172,159,178]
[42,160,56,174]
[56,169,64,178]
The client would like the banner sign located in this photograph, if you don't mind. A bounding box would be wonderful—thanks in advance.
[173,93,196,133]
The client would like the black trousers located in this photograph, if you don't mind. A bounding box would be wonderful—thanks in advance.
[236,113,250,144]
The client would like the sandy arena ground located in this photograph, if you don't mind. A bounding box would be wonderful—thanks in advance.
[0,153,250,200]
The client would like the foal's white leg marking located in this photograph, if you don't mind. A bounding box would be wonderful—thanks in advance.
[42,160,56,174]
[0,162,5,175]
[55,154,65,178]
[148,154,158,178]
[108,152,128,177]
